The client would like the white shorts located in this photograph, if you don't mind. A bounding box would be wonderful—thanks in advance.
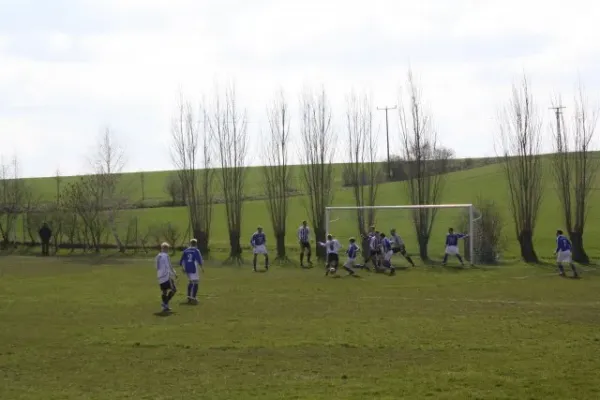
[445,245,459,255]
[187,272,200,281]
[383,250,394,261]
[344,258,356,268]
[253,245,267,255]
[557,250,572,263]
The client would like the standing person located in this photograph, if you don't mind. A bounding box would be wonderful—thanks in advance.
[179,239,204,304]
[251,226,269,272]
[442,228,468,266]
[156,242,177,312]
[361,226,377,269]
[555,230,579,278]
[390,228,415,267]
[380,233,396,276]
[38,223,52,256]
[369,231,382,271]
[297,220,312,267]
[318,234,342,276]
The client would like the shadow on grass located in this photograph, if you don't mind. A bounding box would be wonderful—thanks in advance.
[153,311,176,317]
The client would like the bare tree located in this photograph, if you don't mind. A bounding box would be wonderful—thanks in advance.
[171,94,215,255]
[300,88,336,259]
[551,83,599,263]
[398,70,446,261]
[498,75,544,263]
[343,91,381,243]
[208,85,248,264]
[91,128,127,252]
[0,157,27,248]
[262,91,291,261]
[61,175,107,252]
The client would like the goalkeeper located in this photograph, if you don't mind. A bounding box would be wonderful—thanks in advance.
[390,228,416,267]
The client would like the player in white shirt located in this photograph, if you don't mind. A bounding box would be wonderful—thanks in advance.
[297,220,312,267]
[390,228,415,267]
[155,242,178,312]
[318,234,342,276]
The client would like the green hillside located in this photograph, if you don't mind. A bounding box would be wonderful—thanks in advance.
[9,156,600,262]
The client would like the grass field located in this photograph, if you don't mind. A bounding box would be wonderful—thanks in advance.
[1,256,600,399]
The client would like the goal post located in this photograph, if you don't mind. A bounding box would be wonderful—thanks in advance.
[325,204,480,265]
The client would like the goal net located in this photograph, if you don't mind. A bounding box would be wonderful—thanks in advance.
[325,204,482,265]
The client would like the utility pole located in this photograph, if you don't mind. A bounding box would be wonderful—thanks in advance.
[550,105,566,146]
[377,105,396,179]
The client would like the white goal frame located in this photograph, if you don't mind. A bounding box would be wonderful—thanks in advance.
[325,204,479,265]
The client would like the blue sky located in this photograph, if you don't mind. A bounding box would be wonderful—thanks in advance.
[1,0,599,177]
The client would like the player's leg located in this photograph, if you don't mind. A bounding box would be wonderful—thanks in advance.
[306,243,312,265]
[191,280,200,303]
[252,251,258,272]
[300,243,305,266]
[455,252,465,266]
[400,246,415,266]
[383,251,395,275]
[187,272,200,303]
[264,251,269,270]
[325,254,331,276]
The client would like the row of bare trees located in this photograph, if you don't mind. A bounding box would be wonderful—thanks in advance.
[499,76,599,263]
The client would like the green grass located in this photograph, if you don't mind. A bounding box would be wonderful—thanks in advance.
[1,256,600,399]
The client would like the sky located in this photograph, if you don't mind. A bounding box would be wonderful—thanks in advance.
[0,0,599,178]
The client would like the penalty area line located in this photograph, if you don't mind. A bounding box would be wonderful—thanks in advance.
[355,296,600,308]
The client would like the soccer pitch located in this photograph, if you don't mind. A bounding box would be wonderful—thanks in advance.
[1,256,600,399]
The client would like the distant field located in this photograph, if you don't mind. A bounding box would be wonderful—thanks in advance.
[1,256,600,399]
[12,156,600,262]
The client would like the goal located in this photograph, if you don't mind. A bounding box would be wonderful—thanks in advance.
[325,204,482,265]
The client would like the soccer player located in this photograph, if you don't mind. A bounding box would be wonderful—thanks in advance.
[179,239,204,305]
[390,228,416,267]
[442,228,468,266]
[343,237,360,276]
[156,242,177,312]
[251,226,269,272]
[555,230,579,278]
[361,226,377,267]
[318,234,342,276]
[369,230,382,271]
[380,232,396,275]
[298,220,312,267]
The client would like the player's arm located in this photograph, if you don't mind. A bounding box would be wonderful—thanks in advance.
[195,250,205,273]
[167,256,177,279]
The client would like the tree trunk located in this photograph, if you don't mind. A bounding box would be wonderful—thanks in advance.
[228,230,242,258]
[361,236,370,262]
[569,231,589,264]
[275,231,286,259]
[417,233,429,261]
[193,226,210,257]
[314,226,326,260]
[518,230,538,263]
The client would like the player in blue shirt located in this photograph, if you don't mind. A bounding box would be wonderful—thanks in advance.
[251,226,269,272]
[442,228,468,266]
[555,230,579,278]
[342,237,360,276]
[379,233,396,275]
[179,239,204,305]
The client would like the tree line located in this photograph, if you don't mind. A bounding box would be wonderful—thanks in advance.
[0,72,598,265]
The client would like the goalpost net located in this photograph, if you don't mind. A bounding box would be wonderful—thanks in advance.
[325,204,482,265]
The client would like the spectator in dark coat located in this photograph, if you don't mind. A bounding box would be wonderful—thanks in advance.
[39,223,52,256]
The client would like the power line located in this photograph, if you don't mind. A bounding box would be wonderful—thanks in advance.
[377,105,397,179]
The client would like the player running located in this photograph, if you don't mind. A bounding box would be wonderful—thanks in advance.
[297,220,312,267]
[156,242,177,312]
[555,230,579,278]
[380,233,396,276]
[250,226,269,272]
[442,228,468,266]
[318,234,342,276]
[179,239,204,305]
[342,237,360,276]
[367,230,382,271]
[390,228,415,267]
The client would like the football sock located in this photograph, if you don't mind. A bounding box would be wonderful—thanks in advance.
[264,255,269,267]
[570,264,578,275]
[558,264,565,274]
[300,252,304,265]
[457,255,464,264]
[344,266,354,274]
[166,290,175,303]
[192,283,199,298]
[161,293,168,304]
[187,283,193,298]
[442,254,449,264]
[406,256,415,266]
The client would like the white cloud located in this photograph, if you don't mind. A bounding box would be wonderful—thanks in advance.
[0,0,599,177]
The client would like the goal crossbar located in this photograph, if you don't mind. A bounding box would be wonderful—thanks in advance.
[325,204,477,265]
